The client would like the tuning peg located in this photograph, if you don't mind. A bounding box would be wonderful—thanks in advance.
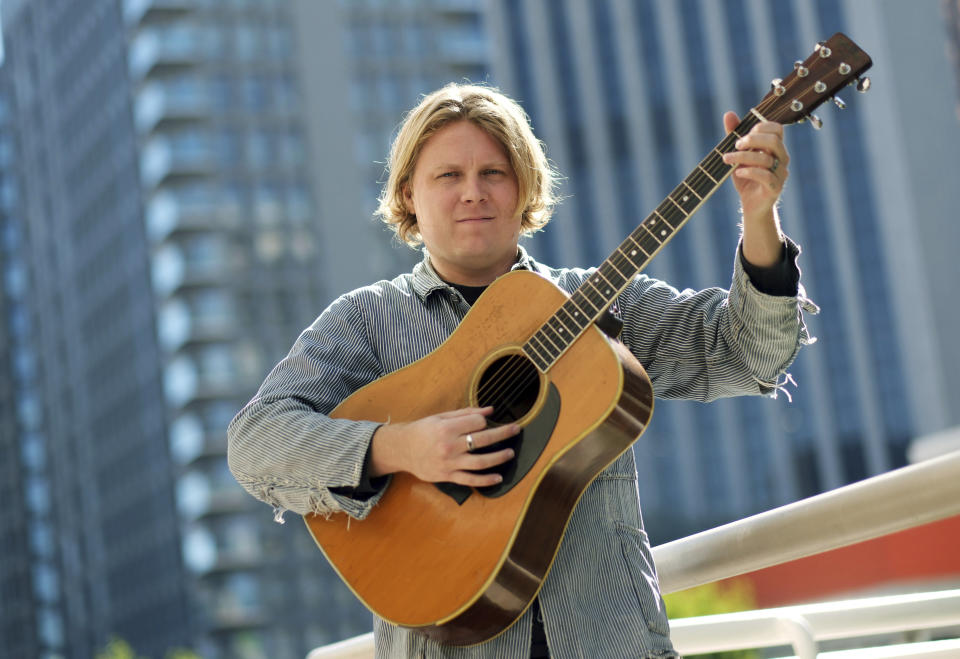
[810,114,823,129]
[856,76,871,92]
[832,96,846,110]
[794,61,809,77]
[771,78,786,96]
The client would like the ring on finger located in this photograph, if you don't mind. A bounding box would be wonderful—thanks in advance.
[465,434,475,452]
[769,156,780,174]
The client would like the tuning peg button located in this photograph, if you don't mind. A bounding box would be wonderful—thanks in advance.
[810,114,823,129]
[833,96,846,109]
[856,77,871,92]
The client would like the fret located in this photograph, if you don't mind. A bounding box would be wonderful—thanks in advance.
[538,325,564,354]
[685,171,719,200]
[636,223,663,250]
[586,272,617,303]
[668,184,701,216]
[528,332,558,362]
[557,302,587,334]
[654,201,685,230]
[607,250,634,280]
[666,202,688,227]
[597,261,628,291]
[702,158,732,187]
[562,298,591,329]
[631,225,661,256]
[642,213,671,242]
[620,236,651,268]
[579,282,609,316]
[680,180,703,201]
[546,316,572,351]
[683,166,716,195]
[570,290,600,317]
[696,163,719,185]
[523,338,551,372]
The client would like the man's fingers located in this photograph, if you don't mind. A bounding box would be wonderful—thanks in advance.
[436,406,492,420]
[465,447,516,471]
[448,470,506,488]
[471,422,521,450]
[723,111,740,134]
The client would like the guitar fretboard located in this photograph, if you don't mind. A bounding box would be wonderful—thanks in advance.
[523,112,763,372]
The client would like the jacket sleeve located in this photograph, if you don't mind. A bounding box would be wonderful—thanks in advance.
[227,292,389,520]
[618,237,817,402]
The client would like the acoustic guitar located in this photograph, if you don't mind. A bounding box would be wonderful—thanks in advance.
[305,33,871,645]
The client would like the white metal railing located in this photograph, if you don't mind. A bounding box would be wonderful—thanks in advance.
[307,450,960,658]
[771,639,960,658]
[670,589,960,658]
[652,448,960,594]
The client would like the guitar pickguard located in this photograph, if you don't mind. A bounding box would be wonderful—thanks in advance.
[435,382,561,504]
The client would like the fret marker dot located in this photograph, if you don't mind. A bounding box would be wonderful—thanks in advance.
[606,289,611,295]
[660,230,667,236]
[682,195,689,202]
[630,250,637,256]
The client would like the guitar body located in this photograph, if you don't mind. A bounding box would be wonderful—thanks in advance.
[304,270,654,645]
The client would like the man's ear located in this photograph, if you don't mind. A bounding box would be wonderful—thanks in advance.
[401,182,416,215]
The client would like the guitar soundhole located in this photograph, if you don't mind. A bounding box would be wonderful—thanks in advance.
[476,354,541,424]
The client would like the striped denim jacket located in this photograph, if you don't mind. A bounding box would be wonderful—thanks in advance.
[228,242,816,658]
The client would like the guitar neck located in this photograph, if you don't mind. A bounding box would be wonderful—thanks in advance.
[522,112,764,373]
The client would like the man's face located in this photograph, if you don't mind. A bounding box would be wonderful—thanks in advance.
[403,121,521,286]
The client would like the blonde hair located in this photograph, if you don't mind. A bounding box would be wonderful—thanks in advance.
[376,83,558,246]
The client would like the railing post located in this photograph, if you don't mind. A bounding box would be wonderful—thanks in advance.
[776,614,817,659]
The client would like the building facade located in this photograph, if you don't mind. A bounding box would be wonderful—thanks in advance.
[0,0,195,656]
[484,0,960,534]
[2,0,490,657]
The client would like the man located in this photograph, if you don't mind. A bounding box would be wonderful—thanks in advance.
[228,83,815,658]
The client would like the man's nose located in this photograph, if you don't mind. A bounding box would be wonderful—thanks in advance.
[460,174,487,203]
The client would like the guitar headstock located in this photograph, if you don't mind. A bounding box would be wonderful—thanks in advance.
[758,32,872,127]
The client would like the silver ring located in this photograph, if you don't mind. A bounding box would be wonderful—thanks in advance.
[770,156,780,174]
[465,434,475,452]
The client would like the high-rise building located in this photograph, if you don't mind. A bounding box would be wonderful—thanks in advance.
[0,0,195,656]
[485,0,960,535]
[128,0,490,654]
[2,0,491,657]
